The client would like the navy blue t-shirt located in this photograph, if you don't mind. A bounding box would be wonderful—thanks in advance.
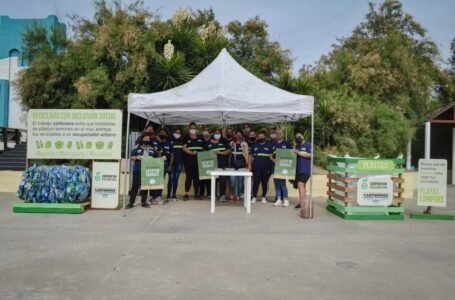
[251,141,273,171]
[206,140,229,168]
[170,137,183,165]
[184,135,205,165]
[230,142,247,169]
[160,139,173,163]
[296,142,312,174]
[131,146,159,172]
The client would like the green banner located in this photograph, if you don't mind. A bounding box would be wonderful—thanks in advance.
[141,157,164,190]
[274,149,296,179]
[197,151,218,180]
[357,159,394,172]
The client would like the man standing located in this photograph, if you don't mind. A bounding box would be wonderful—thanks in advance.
[126,135,159,209]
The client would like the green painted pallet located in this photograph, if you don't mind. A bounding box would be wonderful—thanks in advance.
[13,202,90,214]
[410,212,454,221]
[326,199,405,220]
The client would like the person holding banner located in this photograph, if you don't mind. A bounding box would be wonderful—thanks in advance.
[229,130,249,201]
[183,122,205,200]
[271,129,293,207]
[150,128,173,204]
[135,125,160,151]
[126,135,159,209]
[293,129,312,209]
[206,129,231,201]
[249,131,273,204]
[168,128,183,201]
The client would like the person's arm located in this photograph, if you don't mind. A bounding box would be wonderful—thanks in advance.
[183,142,196,156]
[294,147,311,158]
[131,148,141,160]
[168,144,174,170]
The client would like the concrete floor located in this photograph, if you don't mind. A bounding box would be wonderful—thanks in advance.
[0,189,454,300]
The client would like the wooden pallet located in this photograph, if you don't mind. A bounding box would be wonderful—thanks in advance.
[326,199,405,220]
[13,201,91,214]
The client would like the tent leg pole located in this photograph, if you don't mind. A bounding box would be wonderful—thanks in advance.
[123,112,131,217]
[310,114,314,218]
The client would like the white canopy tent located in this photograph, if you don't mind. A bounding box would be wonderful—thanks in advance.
[124,48,315,214]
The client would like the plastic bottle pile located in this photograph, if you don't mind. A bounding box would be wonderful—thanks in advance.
[17,165,91,203]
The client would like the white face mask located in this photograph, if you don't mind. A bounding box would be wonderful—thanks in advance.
[173,133,181,139]
[214,134,221,140]
[189,129,197,135]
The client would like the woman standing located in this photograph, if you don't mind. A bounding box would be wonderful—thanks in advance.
[271,128,292,207]
[229,130,249,201]
[199,127,212,199]
[293,129,312,209]
[150,128,173,204]
[249,131,273,204]
[183,122,204,200]
[168,128,184,201]
[206,129,231,202]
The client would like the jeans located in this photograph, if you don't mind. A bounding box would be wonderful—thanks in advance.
[273,178,288,199]
[252,169,271,198]
[229,176,244,196]
[167,162,183,197]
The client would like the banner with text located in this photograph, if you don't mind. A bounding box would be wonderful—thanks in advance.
[141,157,164,190]
[417,159,447,207]
[92,161,120,209]
[274,149,296,180]
[27,109,122,159]
[357,176,393,206]
[198,151,218,180]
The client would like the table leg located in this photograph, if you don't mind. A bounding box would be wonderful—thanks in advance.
[211,175,216,213]
[246,176,251,214]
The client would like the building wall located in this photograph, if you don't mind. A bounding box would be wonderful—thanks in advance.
[0,15,66,130]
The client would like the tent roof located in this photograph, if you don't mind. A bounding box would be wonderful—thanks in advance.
[128,48,314,125]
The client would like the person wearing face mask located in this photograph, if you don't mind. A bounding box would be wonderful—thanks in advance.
[228,130,249,201]
[249,131,273,204]
[270,128,292,207]
[293,129,312,209]
[168,128,184,201]
[183,122,204,200]
[206,128,231,202]
[126,136,159,209]
[135,125,160,151]
[247,130,257,167]
[149,128,173,204]
[199,127,212,199]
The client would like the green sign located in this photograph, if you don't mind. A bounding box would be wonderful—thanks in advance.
[274,149,296,180]
[141,157,164,190]
[357,160,394,172]
[197,151,218,180]
[417,159,447,207]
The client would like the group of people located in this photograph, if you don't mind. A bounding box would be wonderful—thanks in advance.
[126,122,312,210]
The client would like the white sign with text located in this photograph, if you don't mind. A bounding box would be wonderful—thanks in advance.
[357,176,393,206]
[417,159,447,207]
[91,161,120,209]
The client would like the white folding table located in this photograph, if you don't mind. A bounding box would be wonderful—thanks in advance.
[209,169,252,213]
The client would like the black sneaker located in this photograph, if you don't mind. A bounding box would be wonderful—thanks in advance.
[183,194,189,201]
[126,203,134,209]
[141,203,150,208]
[295,203,301,209]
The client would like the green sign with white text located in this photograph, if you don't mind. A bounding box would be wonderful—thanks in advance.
[141,157,164,190]
[274,149,296,179]
[357,160,394,172]
[197,151,218,180]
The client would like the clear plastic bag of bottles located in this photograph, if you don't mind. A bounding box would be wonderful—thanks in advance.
[17,165,91,203]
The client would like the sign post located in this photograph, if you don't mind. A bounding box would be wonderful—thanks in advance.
[92,161,120,209]
[411,159,453,220]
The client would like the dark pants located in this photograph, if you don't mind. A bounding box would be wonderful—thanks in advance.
[167,162,183,197]
[252,169,271,198]
[199,179,211,197]
[217,176,228,197]
[151,161,169,199]
[184,162,200,196]
[129,170,148,205]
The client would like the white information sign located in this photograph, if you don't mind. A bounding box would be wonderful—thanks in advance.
[357,176,393,206]
[91,161,120,209]
[27,109,122,159]
[417,159,447,207]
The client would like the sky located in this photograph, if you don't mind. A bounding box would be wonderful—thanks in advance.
[2,0,454,72]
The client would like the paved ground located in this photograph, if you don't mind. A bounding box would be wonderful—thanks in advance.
[0,189,454,300]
